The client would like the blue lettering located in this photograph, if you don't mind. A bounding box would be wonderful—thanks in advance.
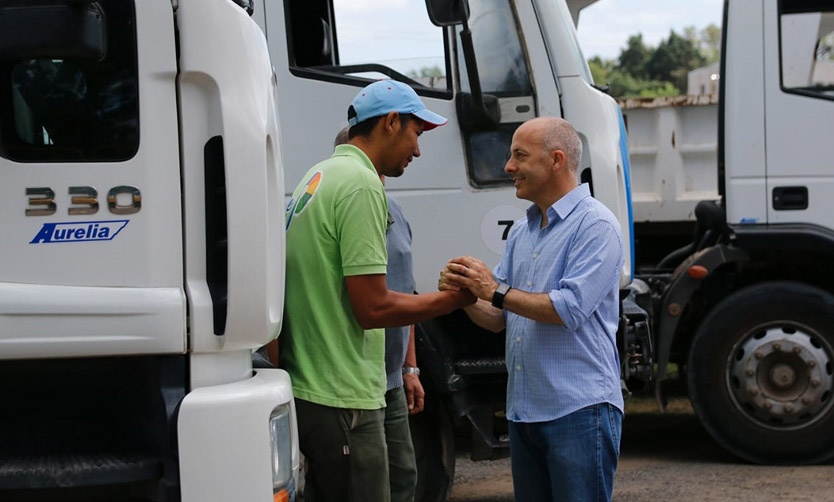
[30,223,56,244]
[30,220,129,244]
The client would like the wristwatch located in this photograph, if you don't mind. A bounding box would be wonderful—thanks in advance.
[491,283,512,309]
[402,367,420,376]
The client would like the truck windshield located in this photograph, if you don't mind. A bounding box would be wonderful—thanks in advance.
[548,0,594,84]
[456,0,532,95]
[0,0,139,162]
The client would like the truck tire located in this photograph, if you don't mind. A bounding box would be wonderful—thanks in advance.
[688,281,834,464]
[410,392,455,502]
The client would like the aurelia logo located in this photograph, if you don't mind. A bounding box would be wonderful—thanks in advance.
[30,220,129,244]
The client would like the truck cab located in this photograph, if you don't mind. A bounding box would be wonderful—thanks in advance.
[0,1,297,500]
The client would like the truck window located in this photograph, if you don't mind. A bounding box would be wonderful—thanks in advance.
[282,0,535,188]
[458,0,534,187]
[0,0,139,163]
[780,5,834,100]
[285,0,447,91]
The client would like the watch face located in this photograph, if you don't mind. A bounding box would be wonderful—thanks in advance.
[492,283,511,309]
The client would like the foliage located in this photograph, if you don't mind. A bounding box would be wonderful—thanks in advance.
[589,57,679,97]
[646,31,707,91]
[407,66,444,78]
[618,34,651,80]
[590,24,720,99]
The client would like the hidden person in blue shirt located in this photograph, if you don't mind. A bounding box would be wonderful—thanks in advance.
[439,116,625,502]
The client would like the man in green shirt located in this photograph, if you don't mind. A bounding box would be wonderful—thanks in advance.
[281,80,474,502]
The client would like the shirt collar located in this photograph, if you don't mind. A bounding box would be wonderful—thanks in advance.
[333,144,379,177]
[526,183,591,227]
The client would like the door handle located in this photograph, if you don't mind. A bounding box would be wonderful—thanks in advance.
[772,186,808,210]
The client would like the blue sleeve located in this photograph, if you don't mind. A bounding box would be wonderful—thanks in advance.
[548,219,623,330]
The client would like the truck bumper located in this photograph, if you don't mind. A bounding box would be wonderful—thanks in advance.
[178,368,298,502]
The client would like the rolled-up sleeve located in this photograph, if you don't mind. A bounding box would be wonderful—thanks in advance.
[548,220,622,331]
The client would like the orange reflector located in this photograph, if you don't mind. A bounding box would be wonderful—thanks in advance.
[274,489,289,502]
[688,265,708,279]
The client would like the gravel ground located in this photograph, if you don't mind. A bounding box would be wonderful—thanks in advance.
[449,398,834,502]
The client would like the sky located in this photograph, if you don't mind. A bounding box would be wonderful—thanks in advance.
[333,0,725,75]
[575,0,724,60]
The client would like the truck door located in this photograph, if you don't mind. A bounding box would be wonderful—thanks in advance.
[262,0,553,293]
[0,0,185,358]
[764,2,834,225]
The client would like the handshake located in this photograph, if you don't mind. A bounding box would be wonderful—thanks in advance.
[437,256,497,304]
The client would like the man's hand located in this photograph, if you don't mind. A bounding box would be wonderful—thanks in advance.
[438,256,498,303]
[403,373,425,414]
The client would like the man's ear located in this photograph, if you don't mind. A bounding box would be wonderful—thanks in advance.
[385,111,400,133]
[551,149,566,170]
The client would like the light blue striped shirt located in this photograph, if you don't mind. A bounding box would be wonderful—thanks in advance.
[494,183,625,423]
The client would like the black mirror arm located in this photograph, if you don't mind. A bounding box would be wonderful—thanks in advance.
[457,20,500,129]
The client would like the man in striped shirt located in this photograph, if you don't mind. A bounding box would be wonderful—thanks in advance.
[440,117,625,502]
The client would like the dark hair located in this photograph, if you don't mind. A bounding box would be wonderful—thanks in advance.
[347,113,412,140]
[333,127,349,147]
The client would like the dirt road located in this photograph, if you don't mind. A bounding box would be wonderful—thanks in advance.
[449,399,834,502]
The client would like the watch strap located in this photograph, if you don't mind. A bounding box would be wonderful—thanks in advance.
[491,283,511,309]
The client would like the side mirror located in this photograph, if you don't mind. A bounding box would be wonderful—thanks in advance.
[425,0,501,131]
[456,92,501,131]
[0,1,106,61]
[424,0,468,27]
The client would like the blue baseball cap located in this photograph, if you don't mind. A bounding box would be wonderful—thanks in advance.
[347,80,448,131]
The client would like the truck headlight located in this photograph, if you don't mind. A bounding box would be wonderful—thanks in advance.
[269,404,294,501]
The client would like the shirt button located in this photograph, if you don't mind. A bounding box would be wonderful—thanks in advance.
[532,253,538,259]
[516,337,521,342]
[527,281,532,287]
[516,365,522,371]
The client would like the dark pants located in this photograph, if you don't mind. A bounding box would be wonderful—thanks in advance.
[297,398,389,502]
[384,387,417,502]
[509,403,623,502]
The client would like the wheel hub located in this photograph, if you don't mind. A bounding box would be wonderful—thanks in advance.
[769,363,796,389]
[730,326,834,427]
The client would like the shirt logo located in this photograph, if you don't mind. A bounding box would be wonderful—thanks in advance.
[285,171,322,230]
[30,220,129,244]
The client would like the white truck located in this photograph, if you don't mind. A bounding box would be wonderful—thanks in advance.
[621,94,721,269]
[617,0,834,467]
[0,1,298,501]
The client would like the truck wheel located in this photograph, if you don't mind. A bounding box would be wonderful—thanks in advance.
[410,392,455,502]
[688,281,834,464]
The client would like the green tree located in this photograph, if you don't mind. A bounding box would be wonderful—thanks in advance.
[607,71,679,98]
[646,31,707,91]
[680,24,720,63]
[407,66,444,78]
[588,56,614,86]
[617,34,650,79]
[587,25,723,98]
[699,24,722,63]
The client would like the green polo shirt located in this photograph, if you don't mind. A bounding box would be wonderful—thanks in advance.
[281,145,388,409]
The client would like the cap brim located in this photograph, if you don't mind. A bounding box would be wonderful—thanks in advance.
[412,109,448,131]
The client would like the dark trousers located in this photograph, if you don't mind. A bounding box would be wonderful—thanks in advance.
[384,387,417,502]
[297,398,389,502]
